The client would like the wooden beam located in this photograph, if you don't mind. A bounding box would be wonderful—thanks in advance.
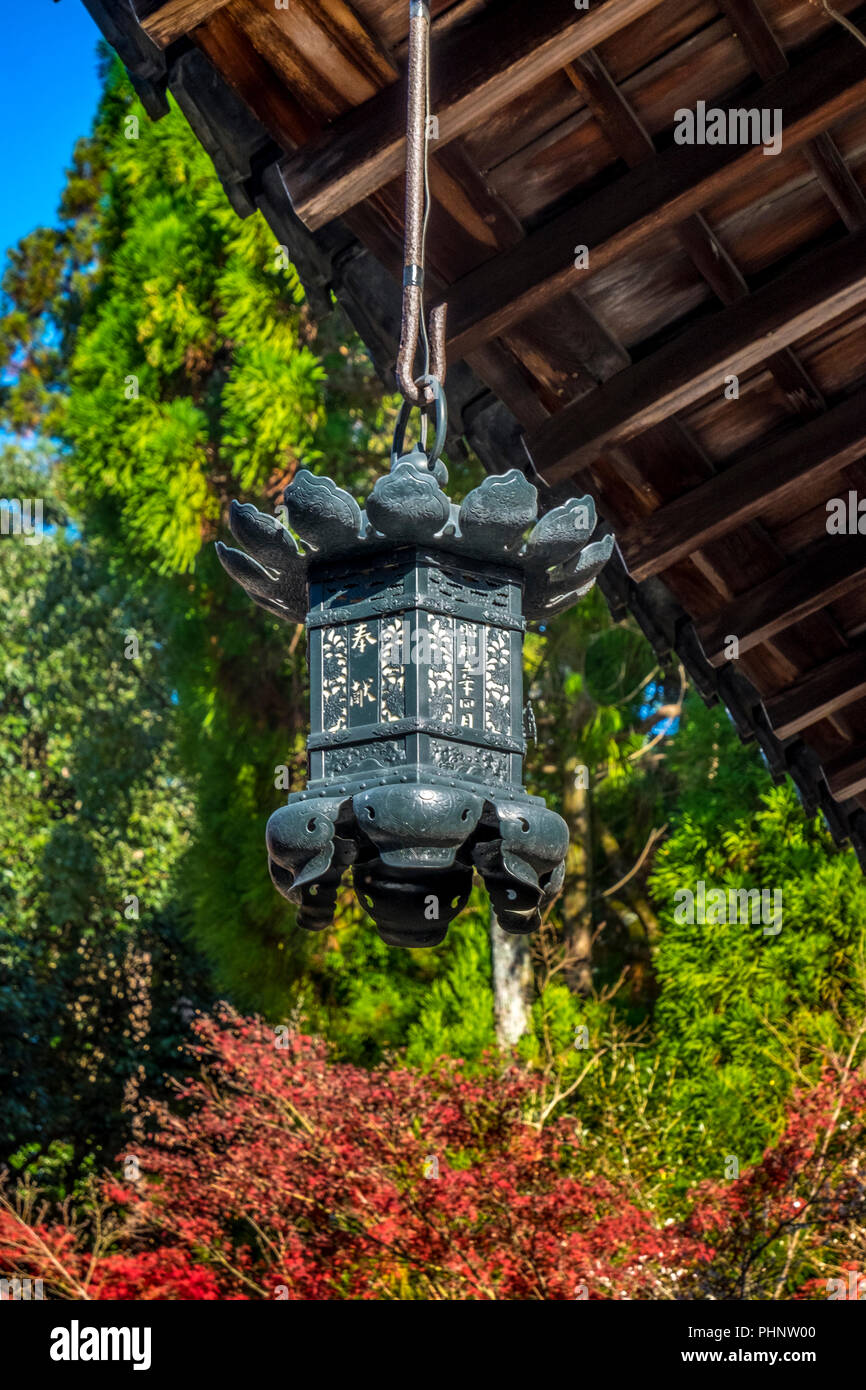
[193,8,318,149]
[804,132,866,231]
[563,48,824,418]
[246,0,397,104]
[281,0,397,91]
[141,0,232,48]
[528,228,866,485]
[565,54,748,304]
[719,0,866,230]
[442,29,866,360]
[563,50,652,167]
[279,0,668,229]
[229,0,346,119]
[824,745,866,801]
[695,539,866,667]
[717,0,787,76]
[619,391,866,581]
[764,648,866,739]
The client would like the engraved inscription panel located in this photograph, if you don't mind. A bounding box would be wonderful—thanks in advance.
[456,620,482,730]
[349,620,378,726]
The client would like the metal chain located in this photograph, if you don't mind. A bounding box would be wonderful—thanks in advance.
[395,0,447,455]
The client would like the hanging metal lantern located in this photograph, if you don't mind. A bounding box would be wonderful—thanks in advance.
[214,1,614,946]
[216,415,612,946]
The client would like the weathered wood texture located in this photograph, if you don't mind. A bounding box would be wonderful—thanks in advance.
[279,0,670,229]
[765,648,866,737]
[619,390,866,580]
[442,27,866,358]
[142,0,233,48]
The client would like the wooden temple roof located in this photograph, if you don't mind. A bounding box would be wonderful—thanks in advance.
[83,0,866,867]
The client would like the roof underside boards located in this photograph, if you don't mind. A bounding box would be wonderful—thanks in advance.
[82,0,866,867]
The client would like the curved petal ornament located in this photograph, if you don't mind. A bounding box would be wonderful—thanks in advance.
[530,533,617,620]
[366,460,451,543]
[228,499,300,567]
[523,495,597,569]
[284,469,362,554]
[457,469,537,559]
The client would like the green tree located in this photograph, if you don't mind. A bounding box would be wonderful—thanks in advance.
[0,52,499,1062]
[0,446,210,1184]
[649,696,866,1184]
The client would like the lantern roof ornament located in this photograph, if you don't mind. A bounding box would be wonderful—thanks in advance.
[214,0,614,946]
[217,454,613,627]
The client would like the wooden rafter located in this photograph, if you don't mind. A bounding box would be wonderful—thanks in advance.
[227,0,346,119]
[193,8,319,147]
[719,0,866,230]
[618,390,866,581]
[142,0,233,48]
[824,745,866,800]
[242,0,398,98]
[278,0,668,230]
[441,27,866,360]
[528,228,866,484]
[539,34,857,707]
[695,539,866,667]
[563,46,824,418]
[564,50,748,306]
[765,648,866,739]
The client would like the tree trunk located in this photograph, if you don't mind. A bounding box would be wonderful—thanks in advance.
[598,825,660,943]
[489,908,533,1047]
[562,758,593,994]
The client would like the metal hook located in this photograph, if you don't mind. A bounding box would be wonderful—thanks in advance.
[397,301,447,405]
[391,374,448,468]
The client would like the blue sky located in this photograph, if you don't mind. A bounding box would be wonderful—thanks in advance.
[1,1,103,264]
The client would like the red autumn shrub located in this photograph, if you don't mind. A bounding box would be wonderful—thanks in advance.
[679,1068,866,1300]
[0,1209,226,1301]
[2,1007,865,1300]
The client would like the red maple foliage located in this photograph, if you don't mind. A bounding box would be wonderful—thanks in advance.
[2,1007,865,1300]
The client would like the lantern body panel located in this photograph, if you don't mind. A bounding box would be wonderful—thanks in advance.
[305,548,527,799]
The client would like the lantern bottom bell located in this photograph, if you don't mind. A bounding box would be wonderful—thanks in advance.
[266,776,568,947]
